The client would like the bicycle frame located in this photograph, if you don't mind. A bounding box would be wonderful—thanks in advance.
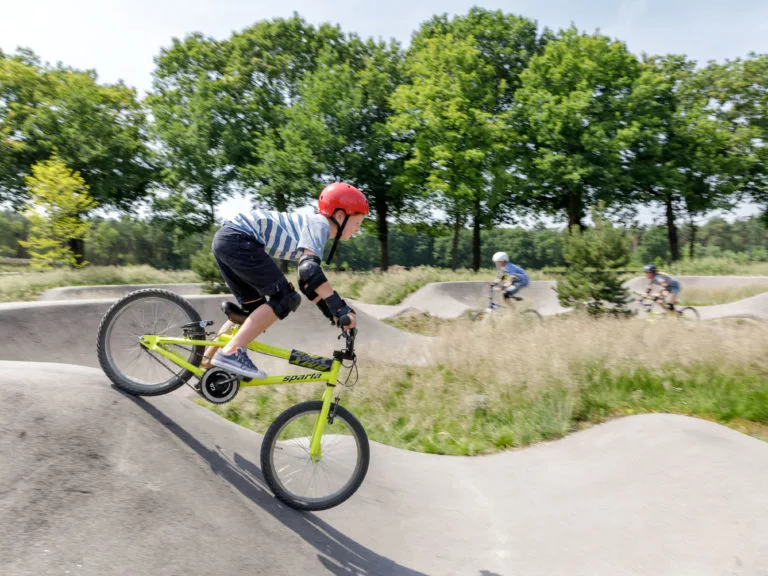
[634,291,683,321]
[486,284,501,311]
[139,331,344,461]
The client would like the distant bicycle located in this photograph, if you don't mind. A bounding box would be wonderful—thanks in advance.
[468,283,542,323]
[633,291,700,323]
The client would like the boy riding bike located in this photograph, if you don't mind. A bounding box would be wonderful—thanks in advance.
[202,182,368,379]
[491,252,530,301]
[642,264,682,314]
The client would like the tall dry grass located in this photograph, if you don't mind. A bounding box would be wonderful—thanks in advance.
[0,265,197,302]
[211,313,768,455]
[678,284,768,306]
[667,258,768,276]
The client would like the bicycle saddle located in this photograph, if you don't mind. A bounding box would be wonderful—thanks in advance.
[222,301,250,325]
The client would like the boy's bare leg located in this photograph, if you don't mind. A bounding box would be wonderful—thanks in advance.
[201,320,234,369]
[668,292,680,314]
[220,304,279,355]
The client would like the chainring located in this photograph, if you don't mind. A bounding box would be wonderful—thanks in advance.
[200,367,240,404]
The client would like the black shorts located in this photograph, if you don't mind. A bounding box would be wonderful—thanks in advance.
[212,225,288,305]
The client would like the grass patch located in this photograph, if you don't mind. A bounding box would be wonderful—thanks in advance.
[206,314,768,455]
[667,258,768,277]
[0,265,197,302]
[678,284,768,306]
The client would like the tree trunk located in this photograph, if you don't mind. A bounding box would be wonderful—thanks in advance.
[472,198,481,272]
[567,192,583,231]
[375,194,389,271]
[451,214,461,271]
[68,237,86,267]
[665,195,680,262]
[207,192,216,229]
[688,219,696,260]
[15,224,27,258]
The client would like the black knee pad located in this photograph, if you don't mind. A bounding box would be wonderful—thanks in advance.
[268,282,302,319]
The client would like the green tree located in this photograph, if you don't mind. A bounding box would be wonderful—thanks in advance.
[705,55,768,226]
[86,220,121,265]
[222,15,346,216]
[20,154,96,269]
[393,10,545,270]
[0,49,154,211]
[390,33,502,270]
[0,210,29,258]
[556,204,632,316]
[512,28,640,229]
[634,225,671,265]
[627,56,747,261]
[265,38,406,269]
[147,34,235,231]
[148,15,347,232]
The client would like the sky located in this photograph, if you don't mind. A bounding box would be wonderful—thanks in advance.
[2,0,766,224]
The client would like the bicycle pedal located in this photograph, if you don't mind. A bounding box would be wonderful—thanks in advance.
[182,320,214,329]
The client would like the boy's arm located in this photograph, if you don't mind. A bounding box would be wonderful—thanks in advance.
[297,250,355,327]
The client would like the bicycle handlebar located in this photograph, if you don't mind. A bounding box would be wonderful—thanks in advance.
[337,327,357,358]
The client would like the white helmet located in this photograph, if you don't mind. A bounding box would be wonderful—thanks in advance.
[492,251,509,263]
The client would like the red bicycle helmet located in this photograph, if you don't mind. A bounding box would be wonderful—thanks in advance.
[318,182,369,217]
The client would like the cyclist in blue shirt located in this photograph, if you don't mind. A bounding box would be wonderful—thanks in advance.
[643,264,682,314]
[491,252,530,301]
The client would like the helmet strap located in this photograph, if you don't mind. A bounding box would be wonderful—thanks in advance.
[326,213,349,265]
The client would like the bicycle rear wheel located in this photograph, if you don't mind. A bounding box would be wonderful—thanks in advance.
[679,306,700,321]
[261,401,369,511]
[521,309,542,321]
[97,289,204,396]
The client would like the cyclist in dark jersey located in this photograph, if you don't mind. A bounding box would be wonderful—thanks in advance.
[643,264,682,314]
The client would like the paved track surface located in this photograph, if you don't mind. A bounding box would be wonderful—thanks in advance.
[393,280,570,318]
[3,278,768,575]
[0,294,428,371]
[39,284,204,301]
[2,361,767,576]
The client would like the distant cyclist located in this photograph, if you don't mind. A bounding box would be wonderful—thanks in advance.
[491,252,530,301]
[642,264,682,314]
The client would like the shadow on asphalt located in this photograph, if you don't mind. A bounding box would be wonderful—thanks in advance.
[132,395,426,576]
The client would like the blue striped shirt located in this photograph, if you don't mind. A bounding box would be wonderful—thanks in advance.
[225,210,330,261]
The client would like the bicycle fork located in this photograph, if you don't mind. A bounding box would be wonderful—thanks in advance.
[308,362,342,462]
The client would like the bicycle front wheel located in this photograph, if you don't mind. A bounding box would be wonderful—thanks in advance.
[468,310,487,322]
[96,289,204,396]
[261,401,370,511]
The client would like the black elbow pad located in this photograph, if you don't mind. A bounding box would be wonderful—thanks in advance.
[298,254,327,301]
